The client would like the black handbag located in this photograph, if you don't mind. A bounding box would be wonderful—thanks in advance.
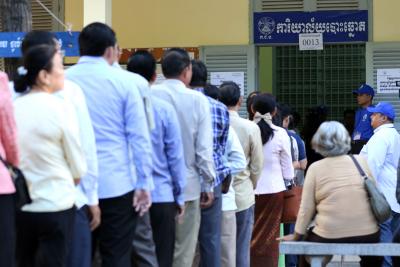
[0,156,31,209]
[349,155,391,223]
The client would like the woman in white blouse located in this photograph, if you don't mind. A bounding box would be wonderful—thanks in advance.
[250,93,294,267]
[13,44,86,267]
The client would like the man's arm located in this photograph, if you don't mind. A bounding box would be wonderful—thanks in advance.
[249,125,263,188]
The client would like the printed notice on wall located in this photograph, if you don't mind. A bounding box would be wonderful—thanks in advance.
[377,69,400,94]
[210,72,245,96]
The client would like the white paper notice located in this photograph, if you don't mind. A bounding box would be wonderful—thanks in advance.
[210,72,245,96]
[299,33,323,51]
[377,69,400,94]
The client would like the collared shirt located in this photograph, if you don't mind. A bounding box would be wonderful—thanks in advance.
[194,87,230,186]
[150,96,186,206]
[56,80,98,208]
[228,110,263,211]
[67,56,153,199]
[152,79,215,201]
[360,123,400,213]
[222,127,246,212]
[14,92,87,212]
[113,62,155,130]
[353,107,374,141]
[255,123,294,195]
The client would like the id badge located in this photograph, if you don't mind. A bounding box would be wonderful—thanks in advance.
[353,132,361,141]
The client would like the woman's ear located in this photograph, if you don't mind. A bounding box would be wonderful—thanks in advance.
[36,69,50,87]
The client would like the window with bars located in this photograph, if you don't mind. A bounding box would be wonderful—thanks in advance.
[274,44,366,127]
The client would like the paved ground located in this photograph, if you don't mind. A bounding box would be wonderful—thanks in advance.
[327,255,360,267]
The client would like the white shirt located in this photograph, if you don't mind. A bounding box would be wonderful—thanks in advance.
[152,79,215,201]
[255,124,294,195]
[222,127,246,211]
[14,92,87,212]
[360,123,400,213]
[11,80,98,209]
[56,80,98,208]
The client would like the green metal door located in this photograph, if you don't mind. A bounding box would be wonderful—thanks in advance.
[274,44,366,127]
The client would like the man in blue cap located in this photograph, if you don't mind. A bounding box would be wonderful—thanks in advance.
[351,84,375,154]
[360,102,400,267]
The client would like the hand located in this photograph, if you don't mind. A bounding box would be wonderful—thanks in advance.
[175,204,185,224]
[276,234,296,242]
[200,192,214,209]
[88,205,101,231]
[133,189,152,216]
[221,174,232,194]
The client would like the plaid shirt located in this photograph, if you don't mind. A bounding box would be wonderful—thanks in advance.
[195,88,230,186]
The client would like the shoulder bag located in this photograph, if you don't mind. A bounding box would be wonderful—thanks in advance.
[349,154,391,223]
[0,156,31,209]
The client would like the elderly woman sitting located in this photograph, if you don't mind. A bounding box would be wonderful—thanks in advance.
[281,121,382,267]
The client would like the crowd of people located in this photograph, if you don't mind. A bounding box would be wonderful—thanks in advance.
[0,21,400,267]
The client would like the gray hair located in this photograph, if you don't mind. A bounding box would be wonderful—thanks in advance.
[311,121,351,157]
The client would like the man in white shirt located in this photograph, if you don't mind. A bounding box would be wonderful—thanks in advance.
[152,48,215,267]
[360,102,400,267]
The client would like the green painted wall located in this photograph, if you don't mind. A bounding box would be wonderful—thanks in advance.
[258,47,274,93]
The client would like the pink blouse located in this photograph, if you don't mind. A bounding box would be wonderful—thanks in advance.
[255,123,294,195]
[0,72,19,194]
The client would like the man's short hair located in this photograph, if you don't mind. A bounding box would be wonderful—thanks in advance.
[79,22,116,56]
[21,31,57,55]
[190,60,207,87]
[219,81,241,107]
[127,50,156,82]
[204,84,220,100]
[161,48,191,78]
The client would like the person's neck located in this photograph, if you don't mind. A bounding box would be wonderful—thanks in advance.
[361,102,372,109]
[30,85,51,94]
[228,106,239,112]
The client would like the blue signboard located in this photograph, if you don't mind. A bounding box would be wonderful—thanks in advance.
[253,10,368,44]
[0,31,80,57]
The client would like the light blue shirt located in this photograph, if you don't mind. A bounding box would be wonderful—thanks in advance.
[150,96,186,206]
[361,123,400,213]
[66,56,153,199]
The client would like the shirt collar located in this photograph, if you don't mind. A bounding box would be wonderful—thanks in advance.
[78,56,110,66]
[374,123,394,133]
[163,79,187,89]
[228,110,240,117]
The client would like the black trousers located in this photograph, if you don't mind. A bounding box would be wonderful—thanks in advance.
[0,194,16,267]
[16,206,75,267]
[300,230,382,267]
[98,191,138,267]
[149,202,176,267]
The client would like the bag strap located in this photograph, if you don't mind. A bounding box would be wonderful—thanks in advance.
[349,154,368,181]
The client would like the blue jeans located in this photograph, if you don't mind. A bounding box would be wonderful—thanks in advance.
[235,205,254,267]
[380,211,400,267]
[67,207,92,267]
[198,185,222,267]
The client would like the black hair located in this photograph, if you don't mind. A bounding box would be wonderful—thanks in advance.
[161,48,191,78]
[127,50,156,82]
[278,103,293,129]
[246,90,260,120]
[21,31,57,55]
[204,84,220,100]
[253,93,276,144]
[79,22,116,56]
[190,60,207,87]
[14,44,58,93]
[219,81,241,107]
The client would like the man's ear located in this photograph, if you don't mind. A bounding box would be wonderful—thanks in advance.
[104,46,115,65]
[150,72,157,84]
[237,96,243,107]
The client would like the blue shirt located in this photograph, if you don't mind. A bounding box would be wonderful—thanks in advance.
[353,107,374,141]
[194,88,230,186]
[66,56,153,199]
[150,96,186,206]
[288,131,306,161]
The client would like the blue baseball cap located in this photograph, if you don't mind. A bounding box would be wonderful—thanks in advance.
[367,102,396,120]
[353,84,375,97]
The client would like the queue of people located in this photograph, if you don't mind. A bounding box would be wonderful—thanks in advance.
[0,21,400,267]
